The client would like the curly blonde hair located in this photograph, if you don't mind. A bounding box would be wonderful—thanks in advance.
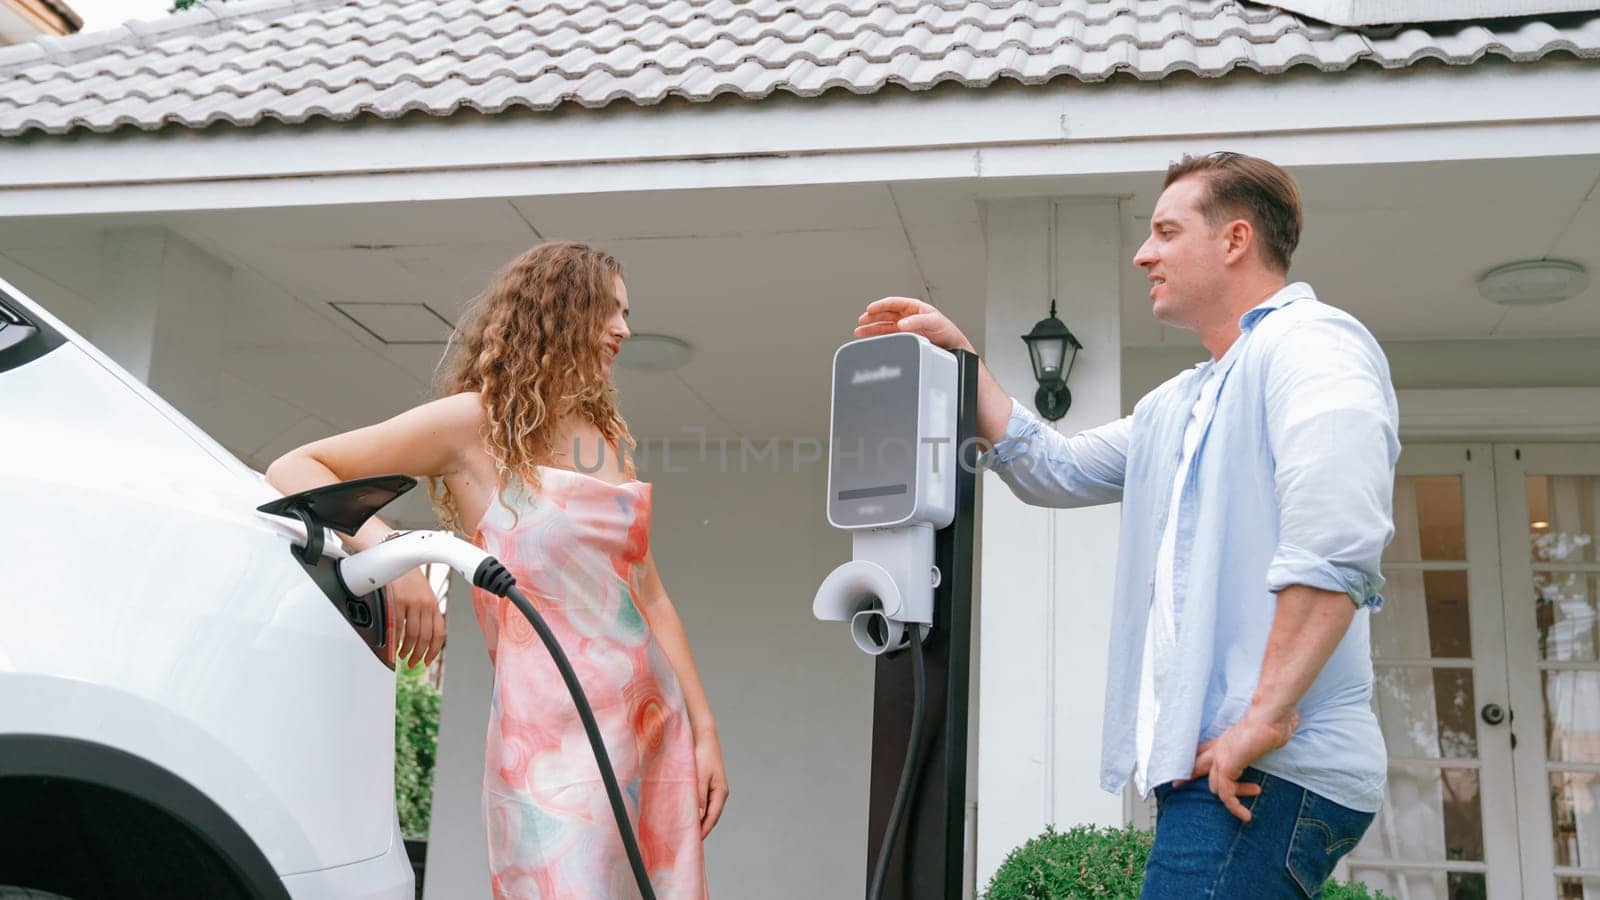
[431,240,636,533]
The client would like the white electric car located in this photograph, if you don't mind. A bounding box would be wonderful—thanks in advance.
[0,276,414,900]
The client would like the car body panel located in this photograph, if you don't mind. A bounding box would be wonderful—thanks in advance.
[0,277,408,892]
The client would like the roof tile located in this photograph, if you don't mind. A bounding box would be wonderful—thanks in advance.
[2,0,1595,136]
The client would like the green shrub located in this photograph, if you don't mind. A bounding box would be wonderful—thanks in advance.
[982,825,1393,899]
[984,825,1152,899]
[394,660,441,838]
[1322,879,1394,900]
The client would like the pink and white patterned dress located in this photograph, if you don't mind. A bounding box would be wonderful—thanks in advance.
[471,466,708,899]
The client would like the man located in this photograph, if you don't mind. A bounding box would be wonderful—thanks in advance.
[855,152,1397,897]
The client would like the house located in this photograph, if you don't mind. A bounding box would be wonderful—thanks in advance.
[2,1,1598,897]
[0,0,78,44]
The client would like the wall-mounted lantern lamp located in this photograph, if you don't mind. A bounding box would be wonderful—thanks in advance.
[1021,300,1082,421]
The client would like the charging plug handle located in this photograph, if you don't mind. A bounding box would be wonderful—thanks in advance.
[472,557,517,596]
[336,530,490,596]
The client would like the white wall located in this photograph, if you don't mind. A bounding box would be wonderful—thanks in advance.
[420,570,493,900]
[92,227,231,418]
[975,197,1126,888]
[0,226,236,414]
[424,444,876,899]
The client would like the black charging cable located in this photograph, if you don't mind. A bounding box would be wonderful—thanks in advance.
[472,558,656,900]
[867,624,928,900]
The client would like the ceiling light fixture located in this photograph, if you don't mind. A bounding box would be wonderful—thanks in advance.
[616,333,693,371]
[1476,259,1589,307]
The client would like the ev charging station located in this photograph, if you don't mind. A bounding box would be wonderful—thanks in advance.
[814,333,978,900]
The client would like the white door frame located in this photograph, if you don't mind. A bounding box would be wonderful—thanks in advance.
[1494,443,1600,900]
[1350,443,1524,898]
[1397,389,1600,440]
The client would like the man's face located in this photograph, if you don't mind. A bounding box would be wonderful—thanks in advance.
[1132,176,1229,330]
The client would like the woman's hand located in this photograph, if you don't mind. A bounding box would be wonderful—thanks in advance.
[695,730,729,839]
[387,567,445,669]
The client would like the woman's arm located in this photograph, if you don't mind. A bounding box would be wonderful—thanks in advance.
[264,391,484,667]
[636,549,728,838]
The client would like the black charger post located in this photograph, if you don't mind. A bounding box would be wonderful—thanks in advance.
[864,349,978,900]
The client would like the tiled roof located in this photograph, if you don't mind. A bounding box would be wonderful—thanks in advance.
[1,0,1597,137]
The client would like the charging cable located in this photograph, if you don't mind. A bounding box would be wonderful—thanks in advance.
[867,623,928,900]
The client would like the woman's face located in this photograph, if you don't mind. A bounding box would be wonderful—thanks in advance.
[601,274,631,378]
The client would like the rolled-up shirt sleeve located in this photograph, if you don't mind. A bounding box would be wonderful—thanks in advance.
[1263,316,1401,609]
[982,397,1129,508]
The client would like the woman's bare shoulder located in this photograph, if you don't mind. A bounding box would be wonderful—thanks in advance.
[431,390,485,418]
[412,391,482,430]
[436,391,495,458]
[396,392,487,459]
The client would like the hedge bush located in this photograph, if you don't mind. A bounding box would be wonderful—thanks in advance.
[983,824,1392,899]
[394,660,442,838]
[984,825,1151,899]
[1322,879,1394,900]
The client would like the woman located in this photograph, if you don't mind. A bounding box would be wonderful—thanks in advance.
[266,241,725,899]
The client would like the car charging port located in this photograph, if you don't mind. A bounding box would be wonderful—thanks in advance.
[257,474,419,670]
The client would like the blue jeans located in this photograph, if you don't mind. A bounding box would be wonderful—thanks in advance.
[1141,768,1375,899]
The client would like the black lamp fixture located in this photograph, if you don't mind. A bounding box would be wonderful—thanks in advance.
[1021,299,1082,421]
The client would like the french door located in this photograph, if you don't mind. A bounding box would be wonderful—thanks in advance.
[1343,443,1600,900]
[1344,444,1520,899]
[1496,445,1600,900]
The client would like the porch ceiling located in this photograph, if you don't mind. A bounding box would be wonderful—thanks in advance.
[0,154,1596,489]
[0,179,986,471]
[1120,154,1600,348]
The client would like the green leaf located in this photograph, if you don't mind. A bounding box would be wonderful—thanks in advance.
[394,659,442,838]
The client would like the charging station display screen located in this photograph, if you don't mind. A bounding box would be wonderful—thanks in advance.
[829,335,920,528]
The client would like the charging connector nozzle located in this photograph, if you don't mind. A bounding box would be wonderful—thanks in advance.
[335,530,489,597]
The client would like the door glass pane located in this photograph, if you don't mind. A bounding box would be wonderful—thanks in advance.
[1551,770,1600,870]
[1389,475,1467,563]
[1448,873,1488,899]
[1353,767,1485,866]
[1347,866,1487,900]
[1536,571,1600,663]
[1543,670,1600,763]
[1557,875,1600,899]
[1374,667,1479,759]
[1374,570,1473,660]
[1529,475,1598,563]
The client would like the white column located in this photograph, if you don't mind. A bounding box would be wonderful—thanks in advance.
[975,197,1125,887]
[92,226,230,419]
[422,572,493,900]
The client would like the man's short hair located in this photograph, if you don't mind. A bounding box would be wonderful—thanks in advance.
[1164,152,1302,274]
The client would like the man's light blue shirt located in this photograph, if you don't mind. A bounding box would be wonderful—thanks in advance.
[986,282,1398,812]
